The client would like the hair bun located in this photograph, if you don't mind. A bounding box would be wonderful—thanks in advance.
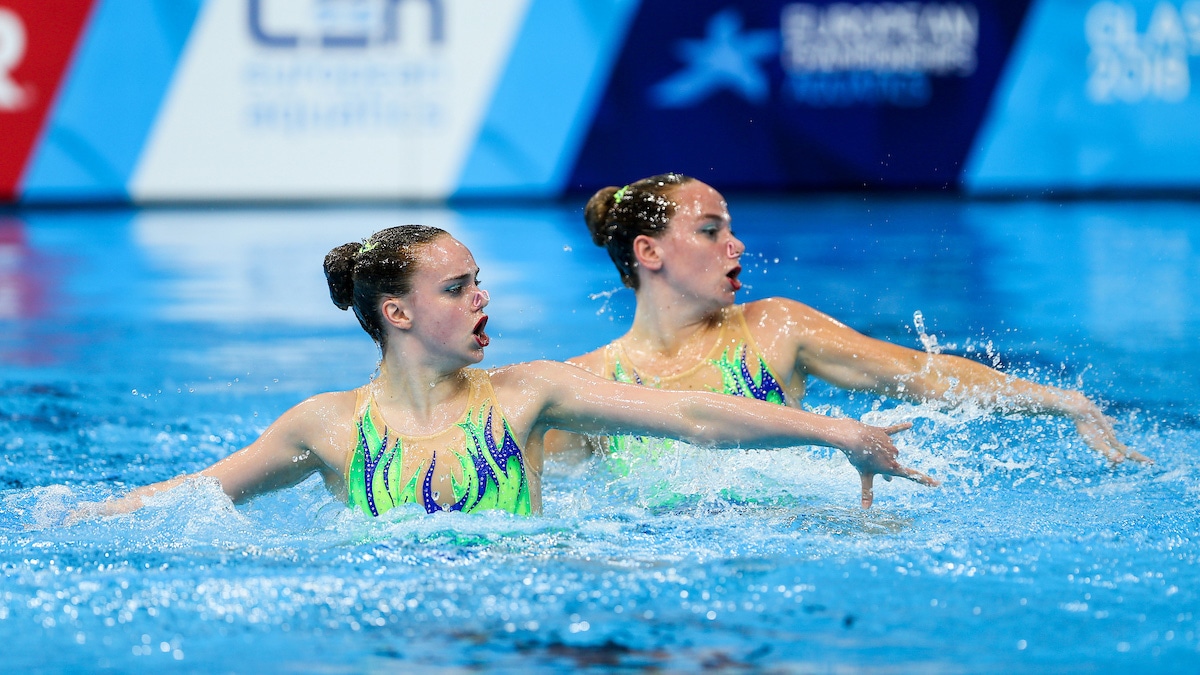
[584,186,621,247]
[323,242,360,310]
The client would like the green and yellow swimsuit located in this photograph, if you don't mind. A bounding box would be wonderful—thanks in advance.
[603,305,788,475]
[346,369,532,517]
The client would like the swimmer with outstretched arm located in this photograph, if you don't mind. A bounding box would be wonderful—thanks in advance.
[544,173,1148,473]
[72,225,935,521]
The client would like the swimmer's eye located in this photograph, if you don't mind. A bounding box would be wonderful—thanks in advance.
[446,277,482,296]
[700,225,720,239]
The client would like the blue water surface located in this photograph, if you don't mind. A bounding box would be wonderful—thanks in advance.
[1,197,1198,671]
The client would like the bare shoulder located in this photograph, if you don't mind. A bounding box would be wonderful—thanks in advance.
[486,361,597,430]
[489,360,615,403]
[292,389,358,417]
[742,297,847,331]
[277,389,360,438]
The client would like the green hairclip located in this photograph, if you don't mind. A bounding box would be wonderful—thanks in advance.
[358,240,378,256]
[613,185,630,204]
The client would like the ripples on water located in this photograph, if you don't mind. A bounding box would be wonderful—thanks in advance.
[2,201,1198,671]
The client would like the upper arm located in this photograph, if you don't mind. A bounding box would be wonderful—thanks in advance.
[784,300,1016,403]
[199,394,344,503]
[770,298,931,395]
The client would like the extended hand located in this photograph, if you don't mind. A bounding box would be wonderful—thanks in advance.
[64,501,106,526]
[63,494,142,526]
[1064,392,1151,464]
[842,422,939,509]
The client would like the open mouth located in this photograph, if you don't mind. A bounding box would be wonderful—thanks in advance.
[472,316,490,348]
[726,266,742,291]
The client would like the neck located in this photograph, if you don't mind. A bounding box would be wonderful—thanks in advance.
[374,347,469,420]
[626,284,726,355]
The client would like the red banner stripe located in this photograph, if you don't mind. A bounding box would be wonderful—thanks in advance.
[0,1,97,201]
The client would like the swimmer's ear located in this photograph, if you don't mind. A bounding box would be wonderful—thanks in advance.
[632,234,663,272]
[380,297,413,330]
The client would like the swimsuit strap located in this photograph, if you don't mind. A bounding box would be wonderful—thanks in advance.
[720,305,758,355]
[601,343,620,379]
[343,386,371,480]
[725,305,768,359]
[699,306,735,361]
[606,341,642,385]
[707,305,787,404]
[462,368,490,410]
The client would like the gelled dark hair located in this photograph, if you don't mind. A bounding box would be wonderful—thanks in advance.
[583,173,693,289]
[323,224,448,348]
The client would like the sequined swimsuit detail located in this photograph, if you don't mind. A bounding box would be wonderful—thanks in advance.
[604,305,786,460]
[346,369,532,516]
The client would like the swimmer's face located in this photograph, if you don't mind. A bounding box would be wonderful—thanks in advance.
[655,181,744,305]
[400,235,491,365]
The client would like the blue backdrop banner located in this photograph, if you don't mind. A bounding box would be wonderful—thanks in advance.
[570,1,1032,192]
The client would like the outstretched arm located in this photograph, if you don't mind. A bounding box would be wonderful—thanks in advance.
[542,352,609,458]
[69,395,340,521]
[773,299,1148,463]
[508,361,938,507]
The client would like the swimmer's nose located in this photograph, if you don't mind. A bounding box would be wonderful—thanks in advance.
[472,288,490,310]
[727,237,744,259]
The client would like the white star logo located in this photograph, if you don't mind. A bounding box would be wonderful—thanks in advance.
[650,8,779,108]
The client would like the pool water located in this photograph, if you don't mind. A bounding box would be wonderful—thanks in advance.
[2,197,1198,671]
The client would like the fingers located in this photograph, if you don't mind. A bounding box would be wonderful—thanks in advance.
[849,420,940,507]
[1071,399,1153,465]
[1076,417,1153,464]
[876,455,939,487]
[64,502,99,526]
[900,466,941,487]
[1123,448,1153,463]
[874,424,936,479]
[1103,430,1153,464]
[856,465,940,508]
[874,437,937,487]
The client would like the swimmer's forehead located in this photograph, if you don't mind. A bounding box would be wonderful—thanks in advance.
[417,236,480,282]
[670,182,730,223]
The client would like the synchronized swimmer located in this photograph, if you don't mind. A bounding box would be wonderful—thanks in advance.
[545,173,1148,506]
[72,224,935,521]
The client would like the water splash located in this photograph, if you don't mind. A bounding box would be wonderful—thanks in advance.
[588,286,625,316]
[912,310,949,354]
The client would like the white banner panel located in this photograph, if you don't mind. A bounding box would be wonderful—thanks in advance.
[132,0,530,201]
